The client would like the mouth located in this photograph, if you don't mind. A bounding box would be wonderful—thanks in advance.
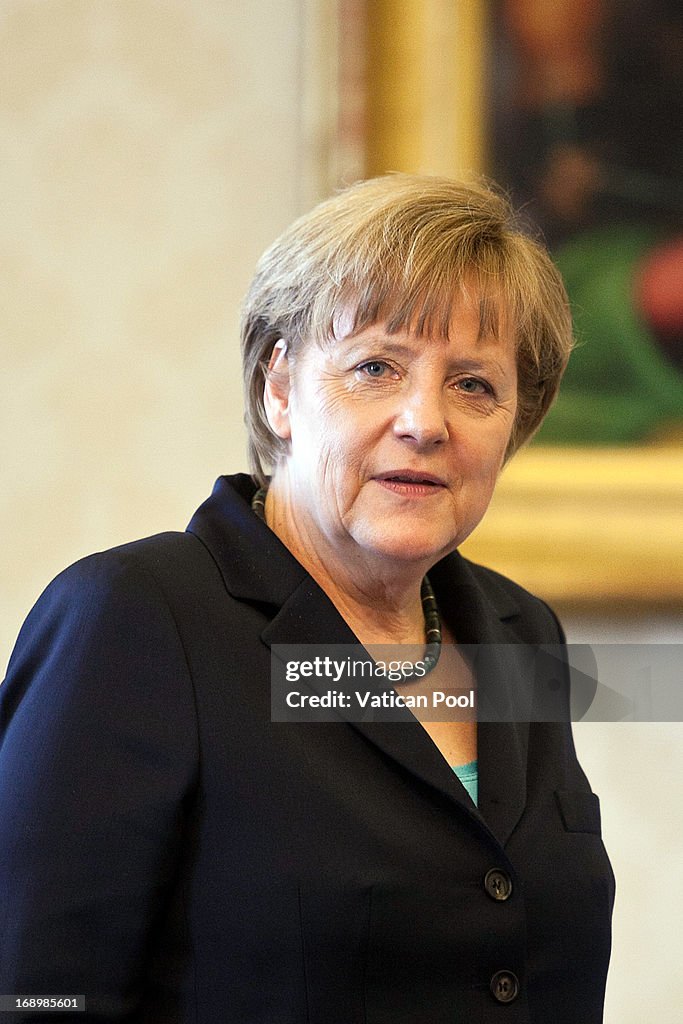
[374,470,447,496]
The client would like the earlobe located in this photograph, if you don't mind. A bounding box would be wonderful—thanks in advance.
[263,339,292,440]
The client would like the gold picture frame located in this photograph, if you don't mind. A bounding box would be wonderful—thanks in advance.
[357,1,682,610]
[460,445,683,609]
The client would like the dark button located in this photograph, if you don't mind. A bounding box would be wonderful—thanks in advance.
[490,970,520,1004]
[484,868,513,901]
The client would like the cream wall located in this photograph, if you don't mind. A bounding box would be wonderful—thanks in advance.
[565,623,682,1024]
[0,0,326,665]
[1,4,680,1023]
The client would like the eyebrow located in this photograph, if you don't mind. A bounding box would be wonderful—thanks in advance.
[338,335,512,378]
[339,337,418,360]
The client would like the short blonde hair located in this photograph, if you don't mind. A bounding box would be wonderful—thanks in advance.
[241,174,573,484]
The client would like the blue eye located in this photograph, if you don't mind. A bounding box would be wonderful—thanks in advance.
[456,377,491,395]
[359,360,388,378]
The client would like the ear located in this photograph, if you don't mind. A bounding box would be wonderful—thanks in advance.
[263,339,292,441]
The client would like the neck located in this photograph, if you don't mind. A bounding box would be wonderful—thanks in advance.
[265,475,429,646]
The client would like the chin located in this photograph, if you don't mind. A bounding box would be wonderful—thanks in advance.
[357,526,458,567]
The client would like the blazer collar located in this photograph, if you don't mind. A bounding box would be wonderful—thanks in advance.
[187,474,309,607]
[187,474,522,623]
[188,474,530,848]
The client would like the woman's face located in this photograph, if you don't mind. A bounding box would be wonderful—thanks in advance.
[267,295,518,572]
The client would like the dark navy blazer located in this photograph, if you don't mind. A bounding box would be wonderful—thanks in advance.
[0,474,614,1023]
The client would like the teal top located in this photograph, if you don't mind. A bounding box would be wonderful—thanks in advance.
[452,759,478,806]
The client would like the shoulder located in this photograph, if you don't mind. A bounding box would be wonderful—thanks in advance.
[0,533,204,781]
[1,531,223,705]
[470,558,564,631]
[24,530,221,623]
[439,550,566,644]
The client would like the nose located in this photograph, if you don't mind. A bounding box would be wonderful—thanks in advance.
[392,384,449,447]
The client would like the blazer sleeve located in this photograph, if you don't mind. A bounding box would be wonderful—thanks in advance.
[0,552,199,1021]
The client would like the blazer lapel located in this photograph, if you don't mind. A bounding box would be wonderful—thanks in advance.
[189,475,530,848]
[430,555,531,847]
[264,579,489,834]
[260,554,532,849]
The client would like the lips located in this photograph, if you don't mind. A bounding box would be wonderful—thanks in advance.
[375,470,446,486]
[374,473,446,499]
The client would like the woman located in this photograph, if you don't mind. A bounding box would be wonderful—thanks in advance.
[0,175,614,1022]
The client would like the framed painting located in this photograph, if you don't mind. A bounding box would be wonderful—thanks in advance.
[459,0,683,608]
[354,0,683,607]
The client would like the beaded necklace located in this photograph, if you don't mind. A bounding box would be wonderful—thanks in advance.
[251,486,442,678]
